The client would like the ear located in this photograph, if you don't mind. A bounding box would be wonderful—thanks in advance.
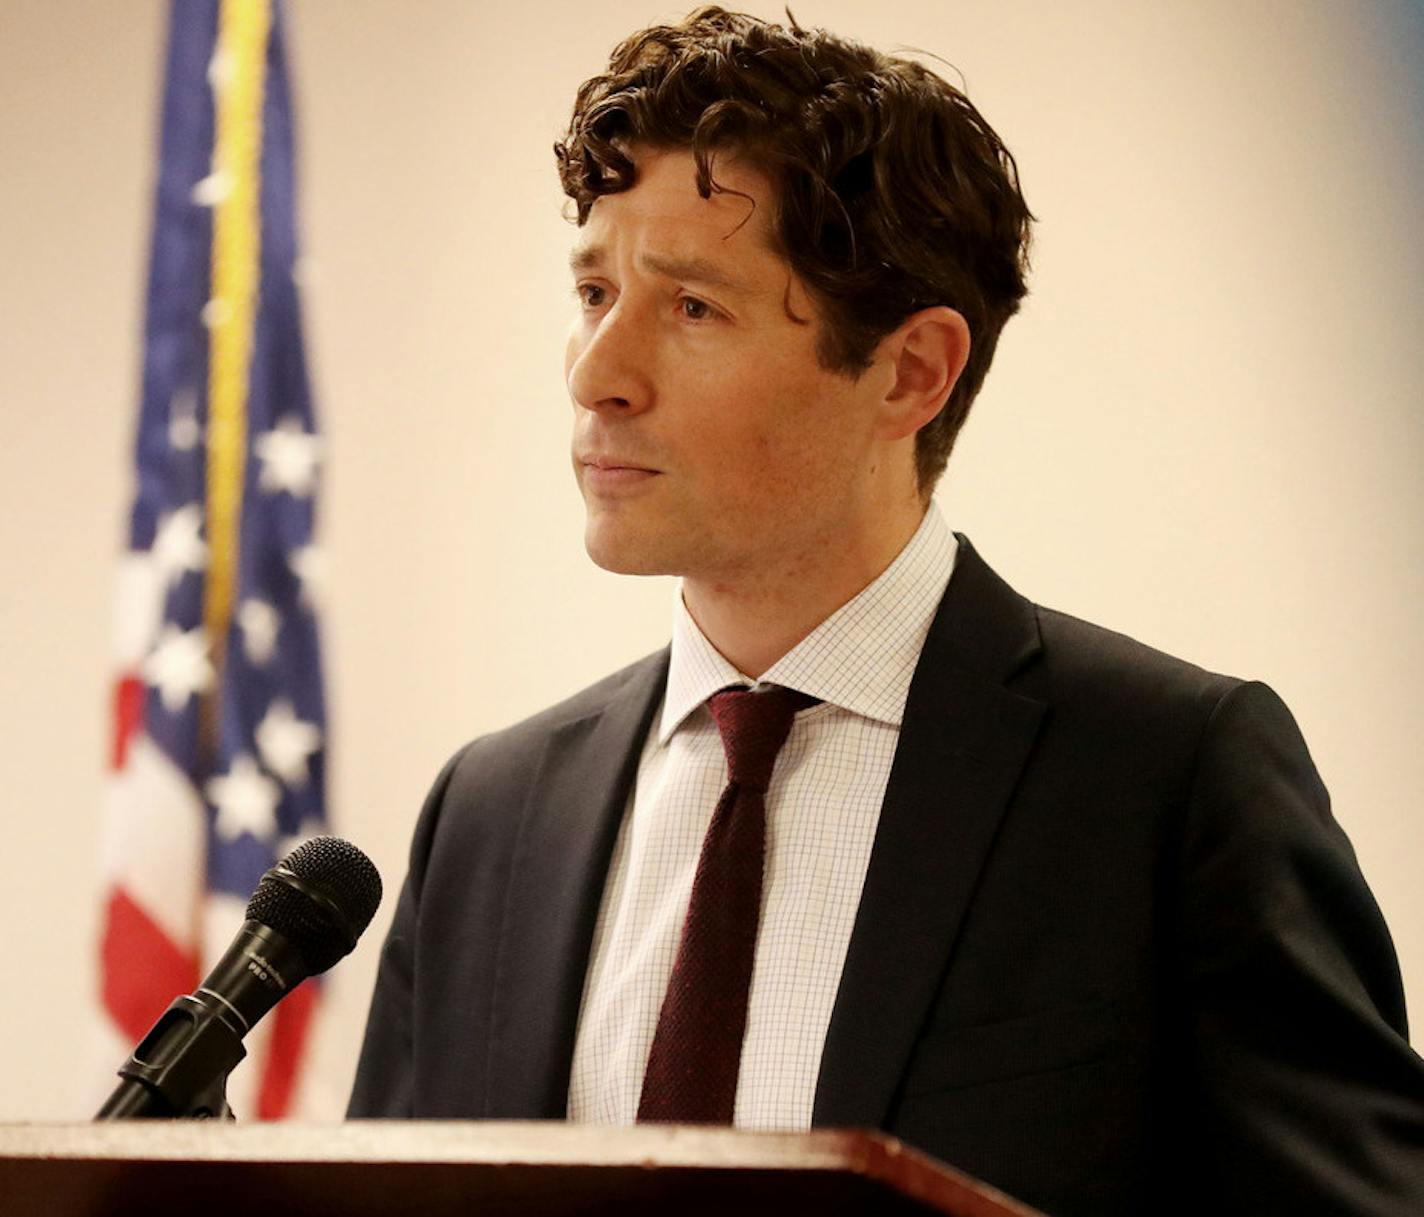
[875,306,971,441]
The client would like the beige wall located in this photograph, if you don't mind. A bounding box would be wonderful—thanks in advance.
[0,0,1420,1119]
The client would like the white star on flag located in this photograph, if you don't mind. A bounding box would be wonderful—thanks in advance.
[200,298,232,329]
[142,624,214,712]
[288,544,324,609]
[207,754,281,843]
[255,699,322,788]
[238,598,281,665]
[167,386,201,451]
[191,169,233,207]
[254,417,322,498]
[206,46,234,91]
[152,504,207,587]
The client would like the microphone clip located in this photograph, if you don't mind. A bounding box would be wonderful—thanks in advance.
[96,993,243,1120]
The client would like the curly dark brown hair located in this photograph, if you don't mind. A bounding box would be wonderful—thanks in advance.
[554,6,1033,496]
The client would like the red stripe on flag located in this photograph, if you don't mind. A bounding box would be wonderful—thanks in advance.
[256,977,317,1118]
[110,675,146,771]
[101,887,200,1043]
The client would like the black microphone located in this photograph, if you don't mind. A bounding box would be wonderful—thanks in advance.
[96,835,382,1119]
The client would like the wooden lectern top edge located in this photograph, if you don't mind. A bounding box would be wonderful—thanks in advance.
[0,1122,1045,1216]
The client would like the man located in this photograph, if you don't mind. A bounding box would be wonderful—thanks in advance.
[349,8,1424,1214]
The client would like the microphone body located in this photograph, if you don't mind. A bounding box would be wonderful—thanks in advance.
[96,921,310,1119]
[96,836,382,1120]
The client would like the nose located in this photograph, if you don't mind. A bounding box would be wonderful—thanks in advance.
[566,301,653,417]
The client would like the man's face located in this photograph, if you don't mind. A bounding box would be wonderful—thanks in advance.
[565,146,891,589]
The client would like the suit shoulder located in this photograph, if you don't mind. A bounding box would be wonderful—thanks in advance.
[397,647,667,890]
[946,535,1242,719]
[442,647,668,791]
[1029,602,1241,720]
[1024,601,1334,833]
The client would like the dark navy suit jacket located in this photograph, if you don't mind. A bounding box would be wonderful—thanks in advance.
[348,536,1424,1215]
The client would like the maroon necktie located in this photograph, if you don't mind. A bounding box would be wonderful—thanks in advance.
[637,684,816,1124]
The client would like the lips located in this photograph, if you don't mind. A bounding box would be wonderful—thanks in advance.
[578,454,658,474]
[578,455,661,494]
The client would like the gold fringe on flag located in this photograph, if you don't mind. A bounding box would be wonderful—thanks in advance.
[202,0,270,750]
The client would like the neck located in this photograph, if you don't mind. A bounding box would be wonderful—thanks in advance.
[682,504,929,678]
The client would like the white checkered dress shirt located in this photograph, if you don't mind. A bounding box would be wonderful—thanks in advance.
[566,506,958,1130]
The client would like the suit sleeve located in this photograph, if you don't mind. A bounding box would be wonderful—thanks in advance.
[346,745,468,1118]
[1178,680,1424,1213]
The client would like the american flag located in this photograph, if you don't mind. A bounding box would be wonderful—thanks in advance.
[98,0,328,1119]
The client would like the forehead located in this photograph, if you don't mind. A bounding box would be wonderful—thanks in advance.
[570,148,786,287]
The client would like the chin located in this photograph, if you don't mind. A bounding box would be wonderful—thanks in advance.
[583,523,675,577]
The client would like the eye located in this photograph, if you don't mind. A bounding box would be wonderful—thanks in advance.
[678,295,717,321]
[573,283,607,309]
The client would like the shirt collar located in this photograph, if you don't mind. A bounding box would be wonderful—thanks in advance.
[659,505,958,742]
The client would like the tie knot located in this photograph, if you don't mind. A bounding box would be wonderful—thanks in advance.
[707,685,816,793]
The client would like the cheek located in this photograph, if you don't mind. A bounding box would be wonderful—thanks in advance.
[700,374,843,490]
[680,369,785,466]
[750,365,855,453]
[666,338,862,487]
[765,380,871,494]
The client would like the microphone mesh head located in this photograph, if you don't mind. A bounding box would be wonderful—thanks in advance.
[246,836,383,974]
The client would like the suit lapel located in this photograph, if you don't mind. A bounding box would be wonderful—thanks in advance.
[813,536,1046,1129]
[483,651,668,1118]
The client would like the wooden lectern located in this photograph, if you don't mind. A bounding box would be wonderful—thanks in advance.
[0,1122,1044,1216]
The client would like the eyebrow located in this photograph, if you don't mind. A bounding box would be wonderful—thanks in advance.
[568,244,757,296]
